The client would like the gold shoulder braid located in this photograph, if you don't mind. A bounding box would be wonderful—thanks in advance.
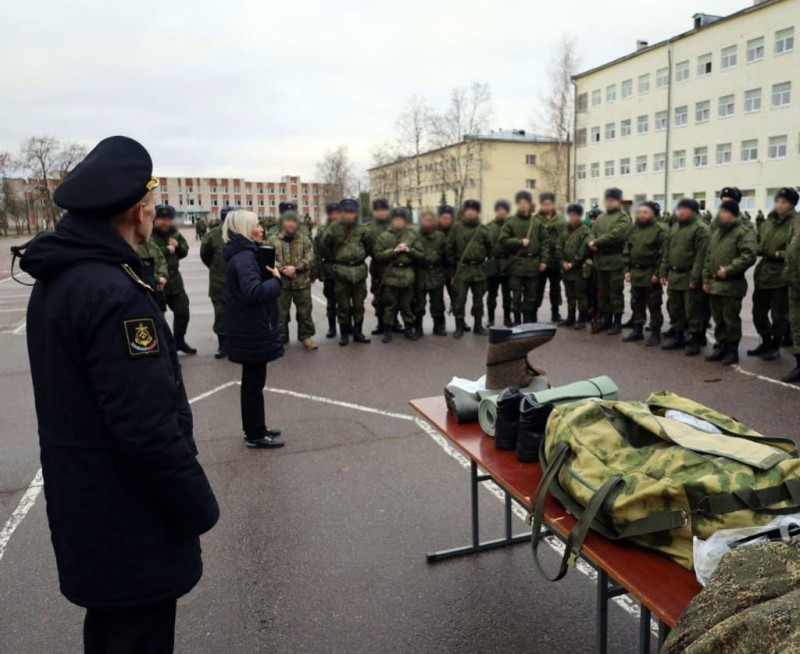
[120,263,155,292]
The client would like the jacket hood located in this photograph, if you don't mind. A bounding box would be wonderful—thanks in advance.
[18,213,141,281]
[223,233,258,262]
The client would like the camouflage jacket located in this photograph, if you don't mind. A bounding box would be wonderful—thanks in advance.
[703,219,757,298]
[591,208,631,272]
[557,224,592,282]
[415,230,447,290]
[319,221,369,284]
[271,231,315,290]
[364,219,391,277]
[659,215,709,291]
[199,226,226,300]
[623,220,668,286]
[498,212,551,277]
[314,223,334,279]
[136,239,169,285]
[535,212,565,268]
[785,214,800,290]
[754,209,795,289]
[373,226,424,288]
[447,220,493,283]
[150,227,189,276]
[437,226,455,277]
[485,217,509,277]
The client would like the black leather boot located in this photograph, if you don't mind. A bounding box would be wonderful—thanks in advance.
[782,355,800,383]
[622,324,644,342]
[513,312,522,326]
[326,317,337,339]
[339,323,350,346]
[214,335,227,359]
[433,317,447,336]
[762,336,781,361]
[662,331,686,350]
[721,342,740,366]
[371,319,386,336]
[560,309,575,328]
[574,311,587,330]
[453,319,465,338]
[352,322,371,344]
[522,310,536,324]
[747,336,771,357]
[175,337,197,355]
[551,308,562,323]
[473,320,488,336]
[503,308,513,327]
[494,387,523,451]
[645,329,661,347]
[487,310,495,327]
[404,324,419,341]
[684,333,702,357]
[662,327,676,339]
[516,397,555,462]
[705,341,728,362]
[607,313,623,335]
[382,328,393,343]
[415,315,424,336]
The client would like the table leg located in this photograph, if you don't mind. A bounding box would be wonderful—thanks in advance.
[594,568,628,654]
[657,621,670,648]
[638,604,651,653]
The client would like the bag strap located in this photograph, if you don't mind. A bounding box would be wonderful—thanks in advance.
[452,225,481,284]
[507,215,537,267]
[692,478,800,517]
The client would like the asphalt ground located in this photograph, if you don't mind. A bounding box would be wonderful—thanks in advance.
[1,228,799,653]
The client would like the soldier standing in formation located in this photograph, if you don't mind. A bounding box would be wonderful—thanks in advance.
[200,205,231,359]
[558,203,592,330]
[783,188,800,382]
[271,210,317,351]
[414,210,448,336]
[534,192,564,323]
[315,202,341,339]
[365,198,393,336]
[135,234,169,312]
[436,205,457,318]
[622,201,668,346]
[151,204,196,354]
[485,199,512,327]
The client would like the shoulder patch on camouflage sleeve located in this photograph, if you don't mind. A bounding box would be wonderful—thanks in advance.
[123,318,160,357]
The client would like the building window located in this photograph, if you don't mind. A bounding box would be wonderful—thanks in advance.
[620,157,631,175]
[775,27,794,54]
[772,81,791,107]
[673,150,686,170]
[718,94,735,118]
[621,79,633,98]
[741,139,758,162]
[210,186,217,193]
[675,60,690,82]
[577,164,587,180]
[693,146,708,168]
[259,199,264,206]
[577,93,588,112]
[655,110,668,131]
[744,88,762,113]
[591,89,602,107]
[160,185,168,193]
[746,36,765,62]
[638,73,650,94]
[605,123,616,140]
[525,154,537,165]
[590,162,600,178]
[590,126,600,143]
[212,199,218,207]
[697,53,712,76]
[234,187,240,193]
[247,200,253,207]
[654,152,666,172]
[604,160,615,177]
[637,114,648,134]
[258,188,264,194]
[620,119,632,137]
[606,84,616,103]
[656,67,669,88]
[635,155,648,173]
[768,135,788,159]
[187,186,193,193]
[739,191,757,211]
[188,199,194,206]
[720,45,737,70]
[525,179,536,189]
[695,100,710,123]
[674,105,688,126]
[716,143,732,165]
[222,186,228,193]
[576,128,587,146]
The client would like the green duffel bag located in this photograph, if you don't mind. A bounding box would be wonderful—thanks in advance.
[531,390,800,577]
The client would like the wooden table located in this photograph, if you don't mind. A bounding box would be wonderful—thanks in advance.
[410,396,701,654]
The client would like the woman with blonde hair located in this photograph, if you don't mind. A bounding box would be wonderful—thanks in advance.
[222,211,285,448]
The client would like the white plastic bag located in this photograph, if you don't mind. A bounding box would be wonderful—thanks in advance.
[446,375,486,394]
[693,513,800,586]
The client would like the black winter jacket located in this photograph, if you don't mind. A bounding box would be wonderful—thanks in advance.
[19,214,219,610]
[223,235,284,365]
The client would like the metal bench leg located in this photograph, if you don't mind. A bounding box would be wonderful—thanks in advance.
[638,604,651,654]
[596,569,609,654]
[657,620,670,649]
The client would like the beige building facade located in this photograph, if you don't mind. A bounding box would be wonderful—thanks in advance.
[573,0,799,213]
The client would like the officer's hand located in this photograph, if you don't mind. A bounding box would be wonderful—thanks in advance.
[563,263,572,271]
[156,277,166,292]
[651,275,659,285]
[660,277,668,286]
[521,238,530,248]
[703,283,710,293]
[283,265,296,277]
[538,262,547,272]
[689,281,698,289]
[266,266,281,279]
[717,266,728,279]
[624,272,632,283]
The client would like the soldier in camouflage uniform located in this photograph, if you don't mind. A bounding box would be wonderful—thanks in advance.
[485,199,512,328]
[779,188,800,383]
[315,202,341,339]
[319,197,371,346]
[270,210,317,350]
[136,237,168,311]
[588,187,632,335]
[200,206,233,358]
[498,191,550,325]
[414,211,448,336]
[364,198,393,336]
[447,200,493,338]
[622,201,668,346]
[150,204,196,354]
[533,192,564,322]
[373,208,424,342]
[195,216,208,240]
[557,204,592,329]
[703,201,757,366]
[755,209,766,233]
[437,205,457,317]
[660,199,710,356]
[747,188,797,362]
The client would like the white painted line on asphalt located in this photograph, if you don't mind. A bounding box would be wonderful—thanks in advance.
[732,365,800,391]
[1,321,26,335]
[0,308,26,313]
[0,380,239,565]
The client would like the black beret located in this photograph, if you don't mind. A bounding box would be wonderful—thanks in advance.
[604,187,623,201]
[515,190,533,204]
[53,136,154,218]
[340,197,359,212]
[155,204,176,219]
[372,198,390,211]
[719,187,742,203]
[539,192,556,203]
[719,200,740,217]
[494,199,511,212]
[677,198,700,213]
[775,187,800,206]
[325,202,341,214]
[437,205,455,216]
[566,203,584,216]
[463,199,481,212]
[640,201,661,217]
[390,207,410,220]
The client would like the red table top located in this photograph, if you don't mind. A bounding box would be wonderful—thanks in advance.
[410,396,701,627]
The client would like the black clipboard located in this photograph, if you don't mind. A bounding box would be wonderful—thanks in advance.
[257,246,276,279]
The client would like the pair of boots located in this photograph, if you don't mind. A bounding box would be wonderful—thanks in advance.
[558,308,576,328]
[339,321,371,347]
[623,324,663,347]
[747,335,781,361]
[453,318,488,338]
[783,355,800,383]
[433,316,448,336]
[606,313,623,335]
[214,335,227,359]
[494,388,554,463]
[705,341,740,366]
[382,322,418,343]
[487,308,514,328]
[371,318,404,336]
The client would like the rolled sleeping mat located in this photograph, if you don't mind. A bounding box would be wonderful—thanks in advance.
[444,385,481,423]
[479,375,551,435]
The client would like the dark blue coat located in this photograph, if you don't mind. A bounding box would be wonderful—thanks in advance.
[19,214,219,610]
[223,235,284,365]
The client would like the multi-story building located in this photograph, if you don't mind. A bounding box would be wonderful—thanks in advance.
[368,130,567,220]
[573,0,798,213]
[155,175,329,223]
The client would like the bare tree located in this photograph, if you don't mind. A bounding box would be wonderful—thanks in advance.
[0,152,26,236]
[315,145,355,202]
[533,36,579,201]
[19,136,61,229]
[56,142,88,180]
[396,95,434,209]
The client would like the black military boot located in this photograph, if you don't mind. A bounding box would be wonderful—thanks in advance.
[487,310,496,327]
[326,317,337,339]
[559,308,576,328]
[762,336,781,361]
[697,332,708,346]
[382,328,393,344]
[503,308,513,328]
[339,323,350,346]
[371,319,386,336]
[684,333,701,357]
[746,336,771,357]
[621,315,634,329]
[622,323,644,342]
[532,311,539,323]
[551,308,562,323]
[600,314,613,331]
[415,315,424,337]
[433,317,447,336]
[662,327,676,339]
[781,329,793,348]
[705,341,728,362]
[473,320,488,336]
[404,324,419,341]
[392,319,405,334]
[513,312,522,326]
[214,335,227,359]
[175,337,197,355]
[782,355,800,383]
[522,310,536,324]
[607,313,623,335]
[352,322,371,344]
[574,311,587,330]
[494,387,523,451]
[721,342,740,366]
[661,331,686,350]
[645,329,661,347]
[516,398,555,463]
[453,319,465,339]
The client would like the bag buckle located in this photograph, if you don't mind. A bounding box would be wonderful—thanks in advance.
[694,497,713,517]
[678,509,689,527]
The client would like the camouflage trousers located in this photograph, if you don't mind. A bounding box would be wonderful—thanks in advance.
[509,275,539,313]
[414,285,446,319]
[278,286,315,341]
[790,287,800,355]
[453,279,486,321]
[667,287,706,334]
[382,284,415,326]
[535,266,562,311]
[335,279,367,326]
[486,274,511,317]
[596,269,625,315]
[752,286,788,339]
[709,294,743,344]
[322,278,336,323]
[630,283,664,330]
[165,275,190,339]
[211,296,225,336]
[563,278,588,314]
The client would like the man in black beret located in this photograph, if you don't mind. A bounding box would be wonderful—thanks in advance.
[315,201,342,339]
[533,192,565,322]
[437,205,457,320]
[365,198,395,335]
[485,199,513,327]
[17,136,219,653]
[781,187,800,382]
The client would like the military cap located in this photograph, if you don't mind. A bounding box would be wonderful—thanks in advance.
[719,200,740,217]
[372,198,390,211]
[775,187,799,206]
[677,198,700,213]
[282,210,299,222]
[494,199,511,212]
[566,203,584,216]
[515,190,533,204]
[604,187,623,201]
[278,201,298,215]
[640,200,661,217]
[339,197,359,212]
[719,187,742,203]
[52,135,156,218]
[155,204,176,219]
[463,199,481,212]
[325,201,341,214]
[539,192,556,203]
[437,204,455,217]
[389,207,410,221]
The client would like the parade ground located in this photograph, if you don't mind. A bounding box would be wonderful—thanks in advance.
[1,228,799,653]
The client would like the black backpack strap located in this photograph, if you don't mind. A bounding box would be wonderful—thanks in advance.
[692,478,800,517]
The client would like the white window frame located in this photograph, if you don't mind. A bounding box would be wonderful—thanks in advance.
[591,89,602,107]
[693,147,708,168]
[741,139,758,162]
[775,27,794,55]
[674,105,688,127]
[675,60,690,82]
[655,110,668,131]
[636,114,649,134]
[590,162,600,178]
[654,152,666,172]
[590,126,601,143]
[605,84,616,103]
[656,67,669,88]
[620,119,632,138]
[621,79,633,98]
[605,123,616,140]
[672,150,686,170]
[718,94,735,118]
[744,88,762,113]
[604,160,615,177]
[697,53,712,76]
[695,100,710,124]
[771,81,791,108]
[720,45,737,70]
[638,73,650,94]
[716,143,732,165]
[768,135,787,159]
[619,157,631,175]
[576,164,587,180]
[746,37,764,62]
[635,155,648,174]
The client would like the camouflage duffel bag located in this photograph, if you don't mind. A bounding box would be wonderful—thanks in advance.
[530,390,800,577]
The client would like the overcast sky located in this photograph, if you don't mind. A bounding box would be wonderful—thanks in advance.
[1,0,747,181]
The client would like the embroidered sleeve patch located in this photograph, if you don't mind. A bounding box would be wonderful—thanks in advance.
[124,318,161,357]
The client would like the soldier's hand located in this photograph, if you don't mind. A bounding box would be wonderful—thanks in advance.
[703,283,710,293]
[660,277,668,286]
[521,238,530,248]
[624,272,632,283]
[167,244,176,254]
[266,266,281,279]
[588,240,597,251]
[156,277,166,292]
[717,266,728,279]
[563,263,572,271]
[689,282,698,289]
[538,262,547,272]
[651,275,659,285]
[283,265,297,278]
[168,238,178,248]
